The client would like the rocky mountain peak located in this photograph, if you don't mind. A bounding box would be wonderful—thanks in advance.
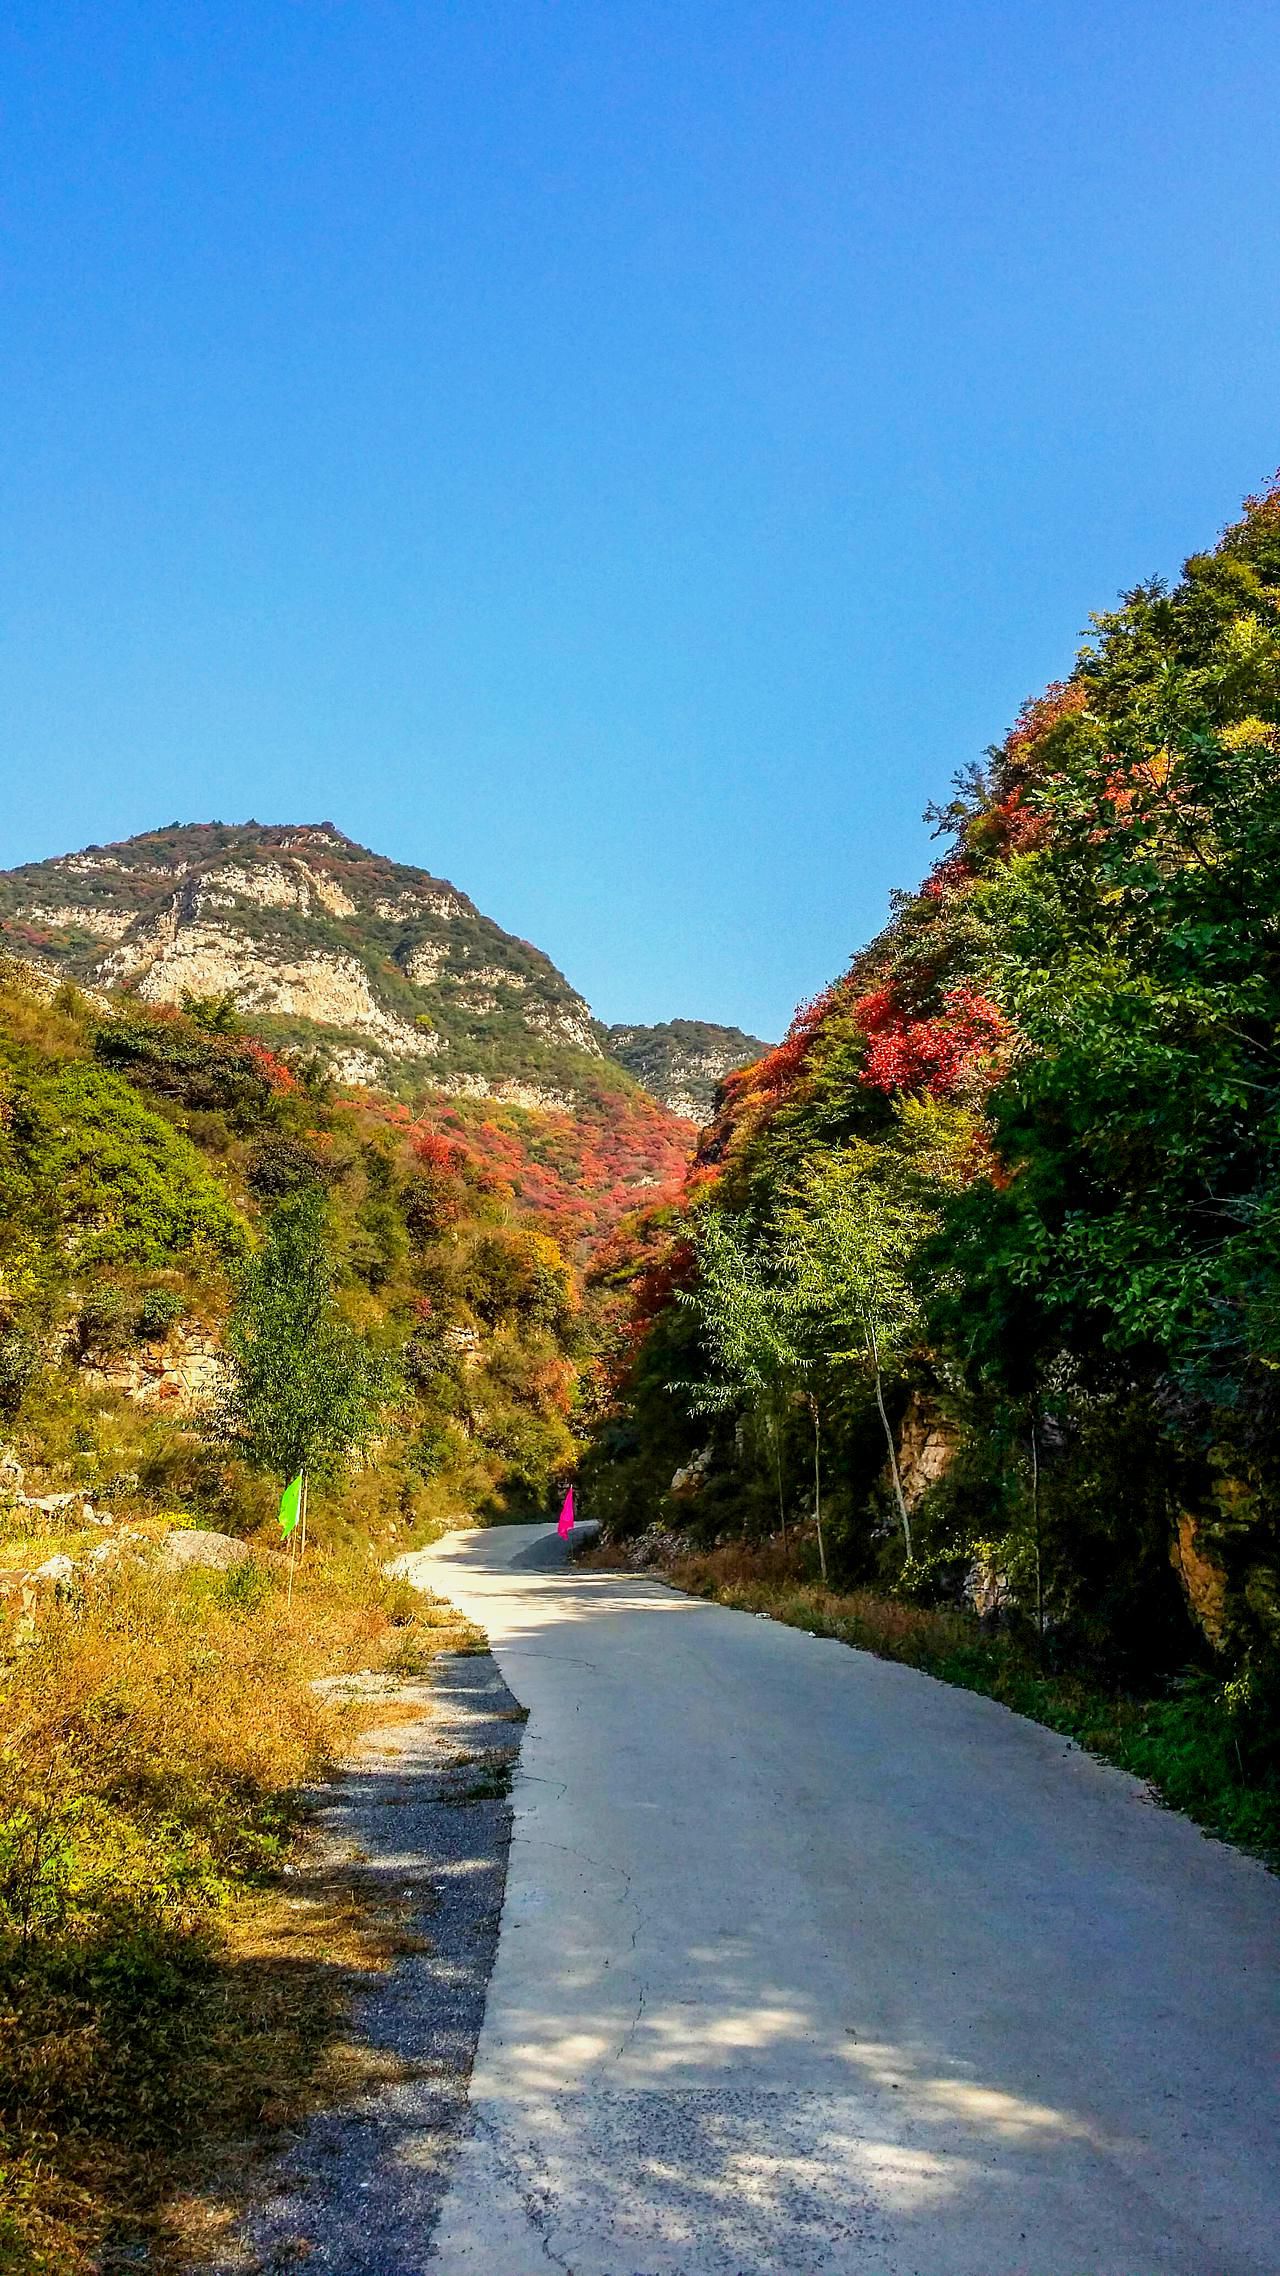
[0,822,764,1127]
[0,821,601,1104]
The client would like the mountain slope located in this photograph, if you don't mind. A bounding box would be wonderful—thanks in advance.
[0,819,705,1247]
[603,1018,770,1120]
[0,820,604,1103]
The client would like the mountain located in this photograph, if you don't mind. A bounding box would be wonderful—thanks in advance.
[603,1018,770,1120]
[0,819,612,1103]
[0,820,703,1247]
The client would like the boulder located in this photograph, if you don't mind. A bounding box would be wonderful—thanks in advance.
[31,1552,79,1590]
[158,1527,251,1573]
[670,1447,713,1499]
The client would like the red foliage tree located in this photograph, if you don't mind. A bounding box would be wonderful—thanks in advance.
[854,982,1012,1100]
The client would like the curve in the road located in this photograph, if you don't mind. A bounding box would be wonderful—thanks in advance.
[407,1521,1280,2276]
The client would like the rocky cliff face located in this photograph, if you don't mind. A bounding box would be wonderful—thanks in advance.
[0,822,605,1104]
[604,1018,769,1121]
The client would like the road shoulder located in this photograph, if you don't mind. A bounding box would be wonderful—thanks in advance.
[214,1649,525,2275]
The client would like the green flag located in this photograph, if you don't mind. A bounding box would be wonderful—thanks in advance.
[279,1473,303,1538]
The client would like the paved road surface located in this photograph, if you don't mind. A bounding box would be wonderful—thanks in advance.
[407,1523,1280,2276]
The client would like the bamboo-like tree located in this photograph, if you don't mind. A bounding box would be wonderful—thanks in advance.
[678,1208,805,1556]
[779,1148,929,1562]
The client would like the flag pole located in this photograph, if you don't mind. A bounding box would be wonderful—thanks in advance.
[279,1470,304,1606]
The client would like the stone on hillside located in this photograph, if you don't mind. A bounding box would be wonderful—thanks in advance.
[896,1392,962,1511]
[670,1447,713,1498]
[0,1446,25,1495]
[616,1523,694,1570]
[31,1552,79,1589]
[158,1527,251,1572]
[79,1324,225,1411]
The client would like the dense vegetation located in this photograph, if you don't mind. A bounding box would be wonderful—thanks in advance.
[603,1018,770,1119]
[583,482,1280,1845]
[0,970,594,1533]
[0,968,594,2267]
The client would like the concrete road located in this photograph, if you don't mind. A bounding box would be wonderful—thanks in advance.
[407,1523,1280,2276]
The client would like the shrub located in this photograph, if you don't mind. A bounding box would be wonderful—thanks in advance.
[245,1134,335,1199]
[11,1064,247,1269]
[76,1284,132,1356]
[0,1327,38,1422]
[95,1009,288,1123]
[134,1286,185,1342]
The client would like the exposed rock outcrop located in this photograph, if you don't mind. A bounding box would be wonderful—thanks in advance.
[1171,1512,1231,1651]
[158,1528,251,1573]
[0,822,625,1105]
[97,897,437,1061]
[896,1393,962,1512]
[78,1322,225,1410]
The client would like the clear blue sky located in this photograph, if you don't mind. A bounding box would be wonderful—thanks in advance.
[3,2,1278,1040]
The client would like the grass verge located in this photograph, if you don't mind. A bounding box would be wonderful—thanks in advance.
[644,1541,1280,1866]
[0,1544,479,2274]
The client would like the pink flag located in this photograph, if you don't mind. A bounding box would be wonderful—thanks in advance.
[557,1485,576,1538]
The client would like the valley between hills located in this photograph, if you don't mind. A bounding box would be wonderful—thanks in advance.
[4,480,1280,2271]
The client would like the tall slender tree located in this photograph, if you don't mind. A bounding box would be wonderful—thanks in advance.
[780,1148,930,1561]
[220,1186,396,1495]
[679,1209,805,1552]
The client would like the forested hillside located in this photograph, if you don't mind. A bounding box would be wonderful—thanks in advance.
[584,480,1280,1835]
[0,966,595,1538]
[604,1019,771,1119]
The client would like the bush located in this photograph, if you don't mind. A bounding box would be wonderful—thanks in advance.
[245,1135,335,1199]
[0,1327,38,1422]
[10,1064,247,1270]
[95,1011,281,1122]
[76,1284,132,1356]
[134,1285,185,1342]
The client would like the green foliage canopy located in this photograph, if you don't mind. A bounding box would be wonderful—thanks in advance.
[220,1187,397,1485]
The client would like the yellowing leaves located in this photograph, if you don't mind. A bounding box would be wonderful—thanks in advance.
[1218,716,1278,752]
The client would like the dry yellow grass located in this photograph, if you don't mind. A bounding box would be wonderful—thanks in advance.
[0,1543,477,2274]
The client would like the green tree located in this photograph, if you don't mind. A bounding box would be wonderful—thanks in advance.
[220,1187,396,1490]
[680,1207,805,1554]
[780,1147,932,1561]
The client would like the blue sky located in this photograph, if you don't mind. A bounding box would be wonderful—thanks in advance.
[3,2,1278,1040]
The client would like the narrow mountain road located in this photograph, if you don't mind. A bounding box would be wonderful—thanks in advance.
[406,1523,1280,2276]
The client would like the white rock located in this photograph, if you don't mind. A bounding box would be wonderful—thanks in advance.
[31,1553,78,1587]
[158,1528,251,1572]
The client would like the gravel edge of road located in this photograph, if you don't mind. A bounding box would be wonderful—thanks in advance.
[212,1647,526,2276]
